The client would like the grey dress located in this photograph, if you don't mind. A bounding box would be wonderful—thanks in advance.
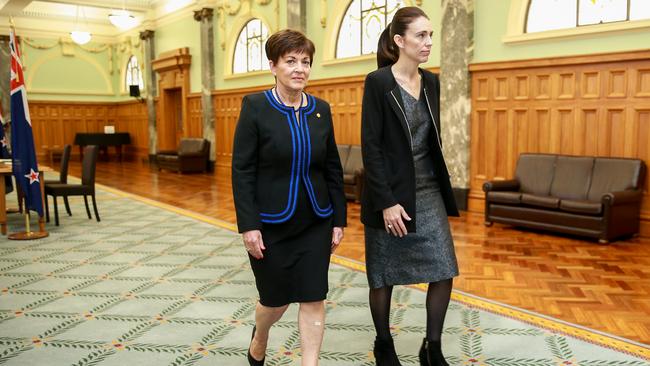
[364,84,459,289]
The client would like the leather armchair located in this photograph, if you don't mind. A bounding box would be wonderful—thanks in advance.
[338,144,364,202]
[157,138,210,173]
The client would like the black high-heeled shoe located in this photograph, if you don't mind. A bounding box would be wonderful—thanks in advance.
[418,338,449,366]
[247,325,265,366]
[373,337,402,366]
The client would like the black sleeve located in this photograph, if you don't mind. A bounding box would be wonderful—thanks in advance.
[323,104,347,227]
[434,74,442,145]
[361,73,398,211]
[231,96,262,233]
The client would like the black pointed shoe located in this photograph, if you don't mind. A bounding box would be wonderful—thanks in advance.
[247,326,265,366]
[418,338,449,366]
[373,337,402,366]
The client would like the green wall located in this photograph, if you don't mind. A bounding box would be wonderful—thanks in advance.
[306,0,441,82]
[214,1,286,90]
[21,0,650,100]
[473,0,650,63]
[155,14,202,93]
[214,0,442,91]
[23,35,144,102]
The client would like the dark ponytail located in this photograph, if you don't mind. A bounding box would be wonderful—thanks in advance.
[376,6,429,69]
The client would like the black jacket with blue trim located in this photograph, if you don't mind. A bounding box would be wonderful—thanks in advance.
[232,90,347,233]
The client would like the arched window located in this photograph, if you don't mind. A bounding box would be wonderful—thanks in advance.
[125,55,143,91]
[526,0,650,33]
[233,18,270,74]
[336,0,404,59]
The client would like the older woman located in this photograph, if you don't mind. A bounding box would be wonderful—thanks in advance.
[232,29,346,366]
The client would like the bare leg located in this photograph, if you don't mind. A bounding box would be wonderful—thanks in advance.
[298,301,325,366]
[249,302,289,361]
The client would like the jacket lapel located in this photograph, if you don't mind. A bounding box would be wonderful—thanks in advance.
[386,84,412,149]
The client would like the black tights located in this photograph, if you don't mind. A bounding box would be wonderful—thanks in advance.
[369,279,453,341]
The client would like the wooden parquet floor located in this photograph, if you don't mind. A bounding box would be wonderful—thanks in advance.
[58,160,650,345]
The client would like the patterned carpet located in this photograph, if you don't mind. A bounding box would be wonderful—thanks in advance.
[0,185,648,365]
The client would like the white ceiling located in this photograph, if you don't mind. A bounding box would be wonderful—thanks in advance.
[0,0,199,40]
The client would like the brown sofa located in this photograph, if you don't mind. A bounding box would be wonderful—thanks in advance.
[337,144,364,202]
[156,138,210,173]
[483,153,646,243]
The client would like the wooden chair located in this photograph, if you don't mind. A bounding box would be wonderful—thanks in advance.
[44,145,100,226]
[43,144,72,216]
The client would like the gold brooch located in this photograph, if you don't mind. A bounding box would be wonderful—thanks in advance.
[316,113,321,118]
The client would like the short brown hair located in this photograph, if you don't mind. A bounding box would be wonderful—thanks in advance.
[265,29,315,66]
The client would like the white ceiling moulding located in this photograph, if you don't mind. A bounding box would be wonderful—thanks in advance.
[0,15,118,41]
[0,0,208,39]
[50,0,152,12]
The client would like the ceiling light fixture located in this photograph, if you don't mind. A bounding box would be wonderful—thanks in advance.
[70,5,91,45]
[109,0,138,30]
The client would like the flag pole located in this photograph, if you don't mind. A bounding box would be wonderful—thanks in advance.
[6,19,48,241]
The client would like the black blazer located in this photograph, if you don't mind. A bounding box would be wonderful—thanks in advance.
[361,66,459,232]
[232,90,347,233]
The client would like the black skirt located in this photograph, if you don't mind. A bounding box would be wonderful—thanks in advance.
[249,184,332,307]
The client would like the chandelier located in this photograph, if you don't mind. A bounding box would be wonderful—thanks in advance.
[70,5,91,45]
[109,0,138,30]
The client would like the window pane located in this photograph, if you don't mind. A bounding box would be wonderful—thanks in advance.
[362,4,386,55]
[386,0,402,23]
[233,31,247,73]
[233,18,270,74]
[336,0,403,59]
[248,19,261,38]
[526,0,577,33]
[578,0,627,25]
[631,0,650,20]
[125,56,143,91]
[249,38,262,72]
[337,0,362,58]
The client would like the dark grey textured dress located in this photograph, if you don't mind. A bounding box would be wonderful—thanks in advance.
[364,84,459,289]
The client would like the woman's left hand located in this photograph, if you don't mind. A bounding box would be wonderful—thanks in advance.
[331,227,344,253]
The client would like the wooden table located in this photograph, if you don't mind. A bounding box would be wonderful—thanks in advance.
[0,164,52,235]
[74,133,131,162]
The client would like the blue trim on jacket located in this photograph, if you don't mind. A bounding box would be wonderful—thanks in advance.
[260,90,333,223]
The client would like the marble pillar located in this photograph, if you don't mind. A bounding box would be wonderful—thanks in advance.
[139,30,157,160]
[194,8,216,166]
[286,0,306,32]
[440,0,474,210]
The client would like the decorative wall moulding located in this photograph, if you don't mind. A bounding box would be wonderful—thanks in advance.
[152,47,191,73]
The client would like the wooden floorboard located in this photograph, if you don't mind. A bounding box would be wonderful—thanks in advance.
[53,160,650,345]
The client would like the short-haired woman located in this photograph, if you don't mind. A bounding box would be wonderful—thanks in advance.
[232,29,347,366]
[360,7,460,366]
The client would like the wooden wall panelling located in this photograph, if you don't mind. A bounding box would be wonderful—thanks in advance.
[29,100,149,161]
[468,50,650,236]
[211,70,441,167]
[187,94,203,139]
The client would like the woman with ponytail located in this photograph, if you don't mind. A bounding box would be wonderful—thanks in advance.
[360,6,459,366]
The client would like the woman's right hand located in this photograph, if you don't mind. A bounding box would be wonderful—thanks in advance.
[243,230,266,259]
[383,204,412,237]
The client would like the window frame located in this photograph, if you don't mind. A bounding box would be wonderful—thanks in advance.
[334,0,403,60]
[124,55,144,93]
[503,0,650,44]
[232,18,270,75]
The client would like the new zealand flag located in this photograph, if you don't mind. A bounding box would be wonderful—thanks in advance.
[10,28,42,216]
